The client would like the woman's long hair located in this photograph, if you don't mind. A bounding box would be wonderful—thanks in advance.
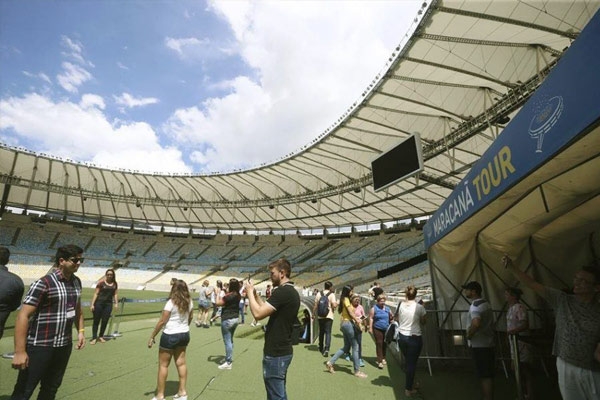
[170,279,191,313]
[228,278,242,302]
[105,268,116,284]
[337,285,353,314]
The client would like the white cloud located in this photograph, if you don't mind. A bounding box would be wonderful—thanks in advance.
[23,71,52,84]
[0,93,190,174]
[165,37,210,57]
[60,35,93,67]
[57,62,92,93]
[117,62,129,70]
[165,1,422,171]
[114,92,159,109]
[80,94,105,110]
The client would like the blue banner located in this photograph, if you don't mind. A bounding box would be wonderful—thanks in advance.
[424,10,600,248]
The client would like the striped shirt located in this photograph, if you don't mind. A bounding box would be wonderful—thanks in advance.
[23,269,82,347]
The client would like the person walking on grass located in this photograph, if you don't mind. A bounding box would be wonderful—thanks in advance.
[313,281,337,357]
[325,285,367,378]
[369,293,393,370]
[11,245,86,400]
[90,268,118,345]
[195,280,212,328]
[148,280,193,400]
[246,258,300,400]
[396,286,427,397]
[216,278,242,370]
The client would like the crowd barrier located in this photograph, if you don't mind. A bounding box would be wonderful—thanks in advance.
[93,297,169,340]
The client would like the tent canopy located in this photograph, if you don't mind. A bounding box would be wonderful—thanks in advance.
[426,10,600,313]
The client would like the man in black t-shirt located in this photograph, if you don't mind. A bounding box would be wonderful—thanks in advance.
[246,258,300,400]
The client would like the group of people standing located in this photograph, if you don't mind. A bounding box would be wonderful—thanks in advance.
[2,247,301,400]
[314,280,427,396]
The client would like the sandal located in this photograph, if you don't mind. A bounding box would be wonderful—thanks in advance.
[354,371,368,378]
[89,339,97,345]
[325,361,335,374]
[98,337,107,343]
[377,362,384,369]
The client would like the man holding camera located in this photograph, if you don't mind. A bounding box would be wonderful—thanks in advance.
[246,258,300,400]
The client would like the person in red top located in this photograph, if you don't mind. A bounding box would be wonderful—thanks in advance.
[11,244,86,400]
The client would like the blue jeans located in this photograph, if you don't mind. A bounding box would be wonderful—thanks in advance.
[263,354,293,400]
[329,321,360,373]
[398,334,423,390]
[239,302,245,323]
[221,317,239,363]
[11,344,72,400]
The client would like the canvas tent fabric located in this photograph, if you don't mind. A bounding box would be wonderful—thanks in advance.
[2,1,599,233]
[425,9,600,318]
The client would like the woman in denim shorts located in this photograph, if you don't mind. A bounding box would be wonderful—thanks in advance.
[148,280,193,400]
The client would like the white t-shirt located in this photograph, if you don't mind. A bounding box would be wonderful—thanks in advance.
[163,299,193,334]
[397,300,426,336]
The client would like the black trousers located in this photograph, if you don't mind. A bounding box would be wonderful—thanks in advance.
[92,302,113,339]
[11,344,72,400]
[318,318,333,353]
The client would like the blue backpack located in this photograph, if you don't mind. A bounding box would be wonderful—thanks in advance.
[317,291,329,317]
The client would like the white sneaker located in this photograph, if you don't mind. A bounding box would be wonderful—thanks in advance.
[250,322,256,327]
[218,362,232,370]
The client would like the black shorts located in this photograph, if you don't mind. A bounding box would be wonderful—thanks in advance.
[159,332,190,350]
[471,347,495,378]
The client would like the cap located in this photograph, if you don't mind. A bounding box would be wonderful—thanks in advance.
[461,281,482,293]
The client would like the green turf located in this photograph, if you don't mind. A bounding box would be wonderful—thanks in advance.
[1,290,564,399]
[0,316,563,400]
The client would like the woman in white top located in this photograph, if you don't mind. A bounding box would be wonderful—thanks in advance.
[148,280,193,400]
[396,285,426,397]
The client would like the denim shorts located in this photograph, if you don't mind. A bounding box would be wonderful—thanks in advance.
[159,331,190,350]
[198,299,211,309]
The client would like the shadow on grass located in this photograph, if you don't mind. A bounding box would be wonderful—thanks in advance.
[142,380,183,398]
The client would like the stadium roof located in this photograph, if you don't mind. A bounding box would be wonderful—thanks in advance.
[2,0,599,232]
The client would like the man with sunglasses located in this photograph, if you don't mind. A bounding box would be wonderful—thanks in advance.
[11,245,86,400]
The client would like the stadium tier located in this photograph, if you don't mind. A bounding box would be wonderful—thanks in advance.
[0,214,429,293]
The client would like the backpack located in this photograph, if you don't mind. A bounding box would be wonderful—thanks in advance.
[316,291,330,317]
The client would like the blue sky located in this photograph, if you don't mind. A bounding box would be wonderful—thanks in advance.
[0,1,423,174]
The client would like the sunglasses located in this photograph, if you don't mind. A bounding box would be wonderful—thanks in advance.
[68,257,85,264]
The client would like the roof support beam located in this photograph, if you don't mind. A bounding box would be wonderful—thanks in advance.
[434,5,579,40]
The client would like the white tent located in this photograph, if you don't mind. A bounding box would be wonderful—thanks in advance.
[425,10,600,318]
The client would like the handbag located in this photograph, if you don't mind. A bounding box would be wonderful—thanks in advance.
[384,320,399,344]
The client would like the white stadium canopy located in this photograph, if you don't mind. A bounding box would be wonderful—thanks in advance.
[1,0,599,232]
